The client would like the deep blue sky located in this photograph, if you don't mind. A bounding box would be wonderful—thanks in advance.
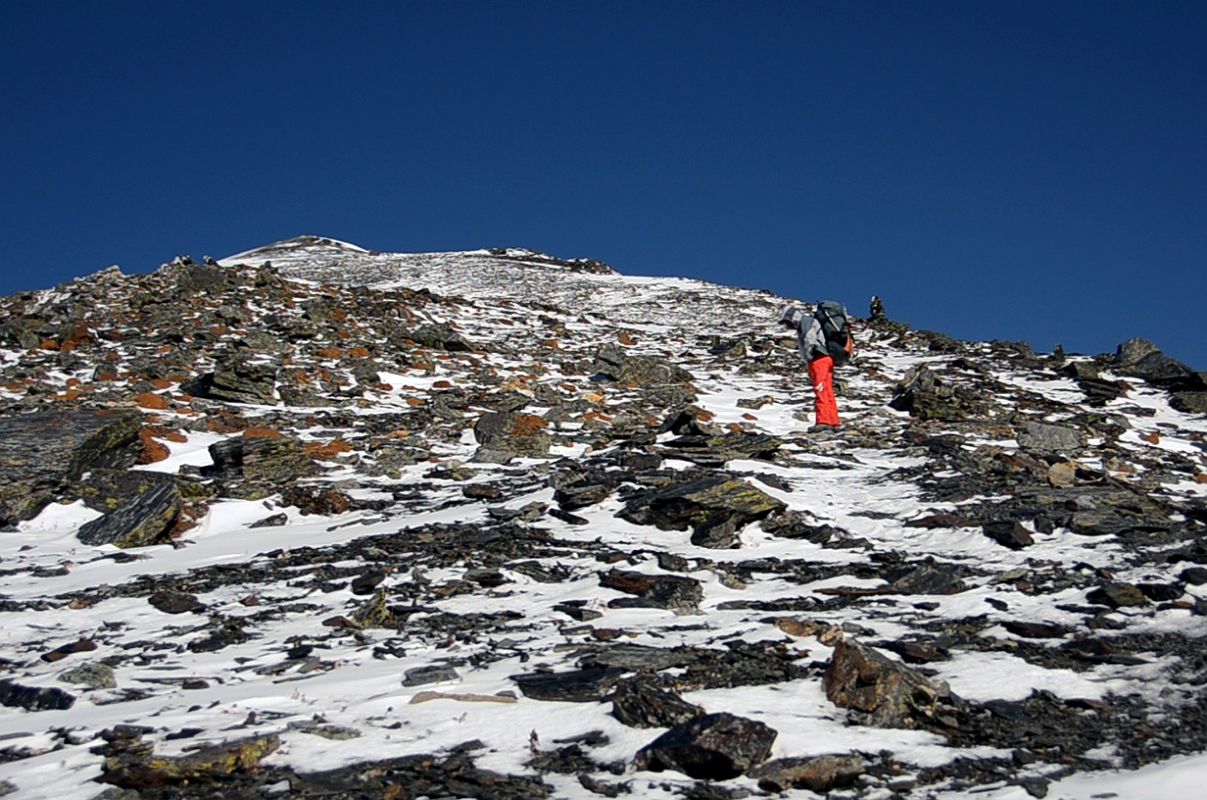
[2,1,1204,367]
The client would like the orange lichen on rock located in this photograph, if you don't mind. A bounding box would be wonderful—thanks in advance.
[304,439,353,460]
[137,429,170,464]
[243,426,284,440]
[134,392,170,410]
[511,413,549,436]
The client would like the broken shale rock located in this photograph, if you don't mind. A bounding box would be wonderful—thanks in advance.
[618,473,785,549]
[473,410,552,461]
[633,712,777,780]
[512,668,626,702]
[750,754,867,793]
[600,569,703,615]
[592,344,694,386]
[0,409,141,526]
[823,639,964,733]
[77,481,181,548]
[99,733,279,789]
[609,678,704,728]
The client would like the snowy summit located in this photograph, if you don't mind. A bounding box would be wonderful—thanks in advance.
[0,235,1204,799]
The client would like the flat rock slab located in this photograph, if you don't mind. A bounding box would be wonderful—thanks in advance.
[1017,422,1086,456]
[511,668,627,702]
[0,410,141,524]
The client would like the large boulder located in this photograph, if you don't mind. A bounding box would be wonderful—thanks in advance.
[823,639,964,733]
[1115,340,1205,392]
[0,410,141,526]
[619,473,785,548]
[633,712,777,780]
[205,432,316,499]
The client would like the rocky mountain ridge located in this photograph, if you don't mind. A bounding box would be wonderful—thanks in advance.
[0,236,1204,799]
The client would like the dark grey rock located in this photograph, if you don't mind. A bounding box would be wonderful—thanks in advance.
[0,679,75,710]
[982,520,1034,550]
[409,323,475,352]
[403,665,459,687]
[148,591,205,614]
[592,344,694,386]
[633,712,777,779]
[600,569,703,615]
[1003,621,1068,639]
[610,679,704,728]
[0,410,141,525]
[512,668,626,702]
[77,482,181,548]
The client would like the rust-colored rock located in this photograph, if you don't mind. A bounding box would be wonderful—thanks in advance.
[134,392,170,410]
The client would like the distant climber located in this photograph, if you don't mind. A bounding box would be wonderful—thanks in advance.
[869,295,885,321]
[779,301,853,428]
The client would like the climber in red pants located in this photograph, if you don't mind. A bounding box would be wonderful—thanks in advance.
[779,302,853,428]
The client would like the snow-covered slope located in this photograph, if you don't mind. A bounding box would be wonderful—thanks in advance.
[0,236,1203,799]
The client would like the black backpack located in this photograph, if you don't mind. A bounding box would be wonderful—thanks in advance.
[814,301,852,366]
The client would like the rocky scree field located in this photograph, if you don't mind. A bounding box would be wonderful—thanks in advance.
[0,235,1204,799]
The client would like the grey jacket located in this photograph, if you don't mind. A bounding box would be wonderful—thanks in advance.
[781,304,847,364]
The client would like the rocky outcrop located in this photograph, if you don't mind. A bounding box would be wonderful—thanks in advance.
[889,364,990,421]
[619,473,785,547]
[0,410,141,526]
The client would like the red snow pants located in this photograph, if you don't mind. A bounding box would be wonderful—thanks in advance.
[808,355,841,426]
